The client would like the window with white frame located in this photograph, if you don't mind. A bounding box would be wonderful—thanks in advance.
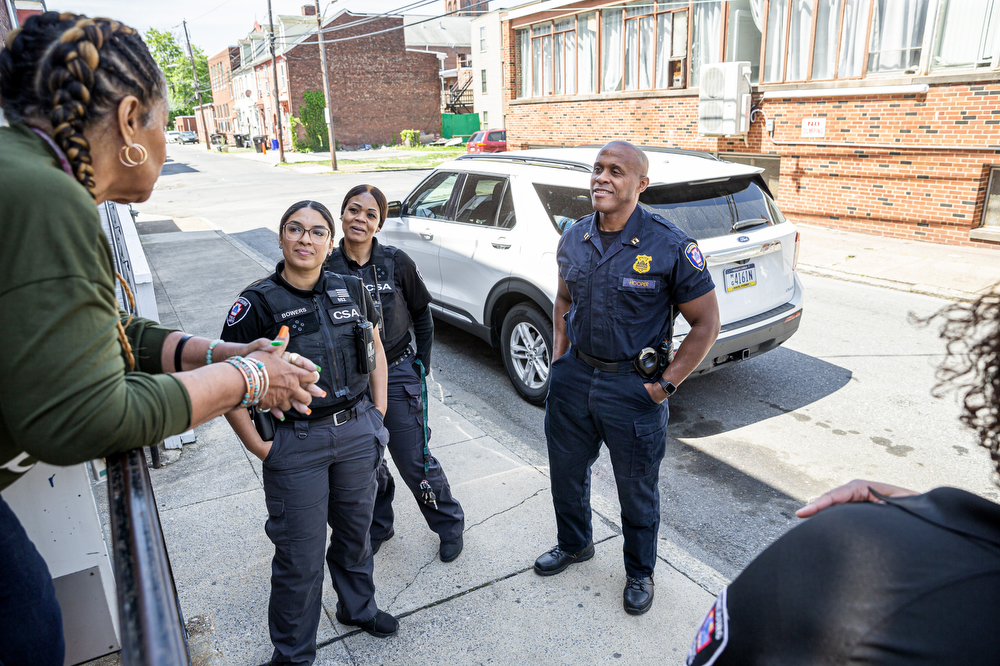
[480,26,486,51]
[932,0,1000,71]
[482,110,489,127]
[983,167,1000,228]
[481,68,487,93]
[513,0,1000,100]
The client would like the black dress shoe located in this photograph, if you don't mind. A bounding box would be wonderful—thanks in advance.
[439,535,463,562]
[533,542,595,576]
[370,529,394,556]
[623,575,654,615]
[335,609,399,638]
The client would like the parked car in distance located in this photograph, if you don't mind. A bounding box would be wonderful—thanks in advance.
[164,130,181,143]
[379,147,804,404]
[178,131,199,145]
[467,129,507,154]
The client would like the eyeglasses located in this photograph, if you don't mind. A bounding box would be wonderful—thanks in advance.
[284,222,331,243]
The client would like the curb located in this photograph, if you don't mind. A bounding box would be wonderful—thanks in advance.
[797,265,981,302]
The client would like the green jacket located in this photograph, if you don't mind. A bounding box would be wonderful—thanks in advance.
[0,124,192,491]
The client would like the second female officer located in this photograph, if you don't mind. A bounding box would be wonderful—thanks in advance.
[222,200,398,665]
[327,185,466,562]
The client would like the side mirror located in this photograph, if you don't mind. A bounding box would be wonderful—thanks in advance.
[387,201,402,218]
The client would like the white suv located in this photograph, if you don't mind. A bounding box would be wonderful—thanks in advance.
[379,147,804,404]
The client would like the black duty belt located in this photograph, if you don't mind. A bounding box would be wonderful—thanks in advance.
[571,347,633,374]
[277,395,364,428]
[388,345,415,370]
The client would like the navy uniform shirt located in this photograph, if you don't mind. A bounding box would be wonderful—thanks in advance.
[557,204,715,361]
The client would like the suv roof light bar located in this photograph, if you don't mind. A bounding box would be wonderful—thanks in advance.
[455,154,592,173]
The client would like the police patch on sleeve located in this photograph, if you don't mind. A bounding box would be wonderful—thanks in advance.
[686,587,729,666]
[685,242,706,271]
[227,297,251,327]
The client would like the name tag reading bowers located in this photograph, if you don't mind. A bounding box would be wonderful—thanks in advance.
[622,277,657,290]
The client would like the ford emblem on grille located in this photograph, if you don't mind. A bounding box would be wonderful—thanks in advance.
[737,235,750,242]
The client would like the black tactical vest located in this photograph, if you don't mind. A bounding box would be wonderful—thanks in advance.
[327,242,410,353]
[245,272,370,407]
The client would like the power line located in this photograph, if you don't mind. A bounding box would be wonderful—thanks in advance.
[271,0,489,46]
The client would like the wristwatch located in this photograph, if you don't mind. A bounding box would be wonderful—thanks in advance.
[657,377,678,398]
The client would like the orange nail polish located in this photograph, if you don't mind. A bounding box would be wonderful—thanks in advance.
[305,408,312,415]
[321,391,327,397]
[278,325,289,338]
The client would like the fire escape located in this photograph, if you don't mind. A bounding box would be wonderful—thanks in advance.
[444,69,474,114]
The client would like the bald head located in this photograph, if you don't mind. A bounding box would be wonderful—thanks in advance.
[590,141,650,224]
[601,141,648,178]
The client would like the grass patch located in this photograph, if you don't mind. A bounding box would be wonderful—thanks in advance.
[286,147,466,172]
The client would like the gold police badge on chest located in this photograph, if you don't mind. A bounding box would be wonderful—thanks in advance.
[633,254,652,273]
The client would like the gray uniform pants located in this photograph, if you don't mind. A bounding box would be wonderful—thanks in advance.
[262,399,388,665]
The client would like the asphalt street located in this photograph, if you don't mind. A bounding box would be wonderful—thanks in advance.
[138,144,999,580]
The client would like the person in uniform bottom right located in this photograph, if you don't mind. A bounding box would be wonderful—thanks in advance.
[686,290,1000,666]
[535,140,721,615]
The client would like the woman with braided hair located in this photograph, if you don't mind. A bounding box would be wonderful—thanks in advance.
[0,13,324,665]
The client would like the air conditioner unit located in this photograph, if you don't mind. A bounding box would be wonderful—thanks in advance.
[698,61,752,137]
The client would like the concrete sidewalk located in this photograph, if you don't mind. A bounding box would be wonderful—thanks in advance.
[797,223,1000,301]
[139,228,718,665]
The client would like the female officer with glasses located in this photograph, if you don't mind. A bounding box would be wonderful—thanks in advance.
[327,185,465,563]
[221,200,399,664]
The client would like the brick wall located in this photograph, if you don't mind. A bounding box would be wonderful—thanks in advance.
[0,0,13,45]
[287,13,441,147]
[500,23,999,248]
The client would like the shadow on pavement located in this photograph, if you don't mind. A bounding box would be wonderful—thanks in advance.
[232,228,282,265]
[160,158,199,176]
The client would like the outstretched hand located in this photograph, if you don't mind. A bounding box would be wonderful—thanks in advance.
[252,326,324,419]
[796,479,920,519]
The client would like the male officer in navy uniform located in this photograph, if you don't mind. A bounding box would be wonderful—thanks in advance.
[535,141,721,615]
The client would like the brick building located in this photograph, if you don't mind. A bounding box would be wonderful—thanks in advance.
[208,46,240,144]
[445,0,488,18]
[501,0,1000,247]
[229,7,442,149]
[404,15,475,112]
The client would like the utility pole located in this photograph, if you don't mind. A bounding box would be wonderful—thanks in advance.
[315,0,337,170]
[267,0,286,163]
[182,20,211,152]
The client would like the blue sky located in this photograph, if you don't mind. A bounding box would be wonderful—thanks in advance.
[64,0,513,57]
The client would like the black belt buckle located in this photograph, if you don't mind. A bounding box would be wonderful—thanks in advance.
[333,407,355,427]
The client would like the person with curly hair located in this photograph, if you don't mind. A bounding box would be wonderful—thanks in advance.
[0,13,321,665]
[686,290,1000,666]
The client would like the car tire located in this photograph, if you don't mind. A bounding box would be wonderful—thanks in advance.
[501,303,552,405]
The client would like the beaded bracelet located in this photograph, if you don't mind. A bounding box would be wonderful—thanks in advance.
[227,356,270,408]
[206,339,223,365]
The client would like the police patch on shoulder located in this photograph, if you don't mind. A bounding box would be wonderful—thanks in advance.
[686,587,729,666]
[685,243,706,271]
[227,297,251,327]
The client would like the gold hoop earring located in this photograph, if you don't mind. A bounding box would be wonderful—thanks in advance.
[119,143,148,167]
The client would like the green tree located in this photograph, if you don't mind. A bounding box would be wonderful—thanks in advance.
[289,90,328,153]
[145,28,210,122]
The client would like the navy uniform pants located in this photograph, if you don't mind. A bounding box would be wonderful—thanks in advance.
[371,354,464,543]
[544,351,669,578]
[0,496,65,666]
[262,399,387,666]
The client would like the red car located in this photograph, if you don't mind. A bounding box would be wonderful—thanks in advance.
[467,129,507,154]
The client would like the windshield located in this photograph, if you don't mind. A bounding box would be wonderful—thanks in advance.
[639,177,775,241]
